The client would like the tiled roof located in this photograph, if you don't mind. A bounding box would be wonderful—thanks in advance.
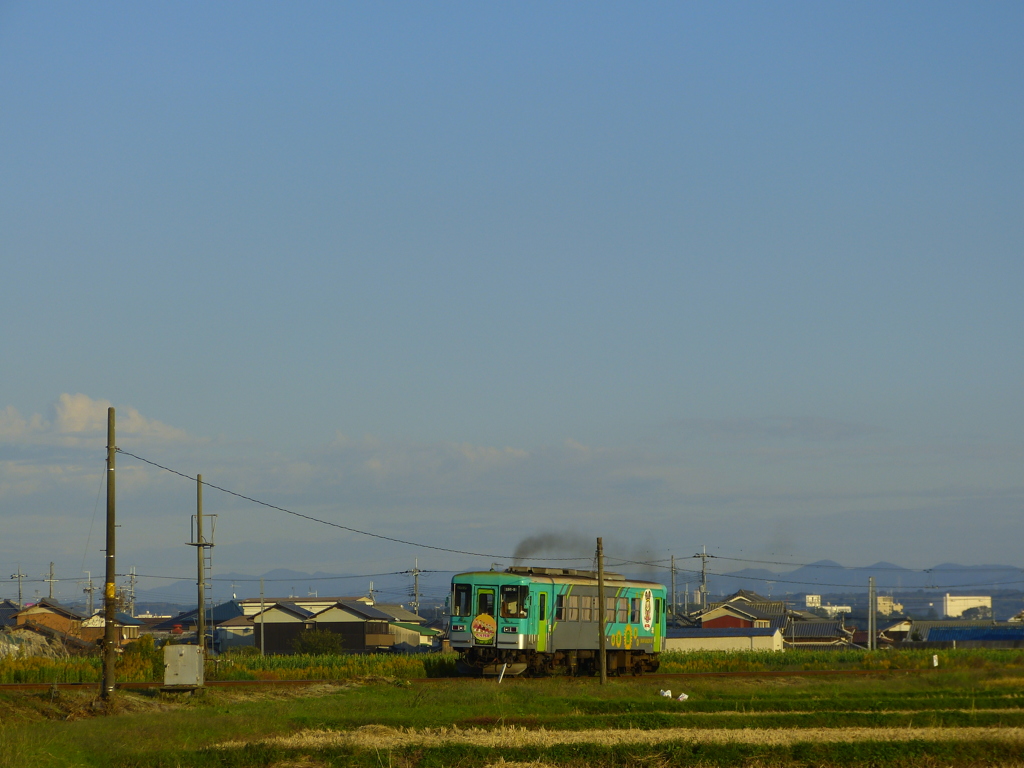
[373,604,425,623]
[17,598,88,622]
[668,627,780,639]
[152,601,245,630]
[785,620,849,639]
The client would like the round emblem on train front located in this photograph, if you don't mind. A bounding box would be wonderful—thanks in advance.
[471,613,496,641]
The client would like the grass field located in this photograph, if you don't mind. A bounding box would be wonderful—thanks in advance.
[3,651,1024,766]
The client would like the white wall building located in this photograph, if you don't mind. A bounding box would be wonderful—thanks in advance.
[943,594,991,618]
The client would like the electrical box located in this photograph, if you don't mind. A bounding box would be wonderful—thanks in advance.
[163,644,205,689]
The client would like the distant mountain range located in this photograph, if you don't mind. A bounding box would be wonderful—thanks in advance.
[133,562,1024,608]
[685,561,1024,599]
[135,568,441,608]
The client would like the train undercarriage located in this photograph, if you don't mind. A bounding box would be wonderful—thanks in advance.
[455,646,661,677]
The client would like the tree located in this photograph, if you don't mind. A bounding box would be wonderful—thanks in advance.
[960,606,993,620]
[291,628,345,655]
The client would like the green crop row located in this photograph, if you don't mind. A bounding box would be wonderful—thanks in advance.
[2,646,1023,685]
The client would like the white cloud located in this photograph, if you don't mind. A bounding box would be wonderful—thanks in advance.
[0,393,188,446]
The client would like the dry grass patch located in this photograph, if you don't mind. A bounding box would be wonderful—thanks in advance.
[221,724,1024,751]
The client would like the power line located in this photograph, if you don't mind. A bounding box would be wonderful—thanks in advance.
[116,449,592,562]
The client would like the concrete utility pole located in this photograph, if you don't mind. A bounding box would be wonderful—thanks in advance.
[696,545,709,610]
[597,537,607,685]
[102,407,117,701]
[11,566,27,607]
[670,555,676,617]
[868,576,877,652]
[258,581,266,659]
[83,571,94,616]
[196,475,205,650]
[44,562,57,600]
[411,559,421,616]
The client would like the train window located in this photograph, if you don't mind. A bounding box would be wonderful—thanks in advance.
[500,585,529,618]
[630,597,641,624]
[581,595,599,622]
[655,598,662,623]
[477,589,495,617]
[555,594,565,621]
[567,594,580,622]
[605,597,615,623]
[617,597,628,623]
[452,584,472,617]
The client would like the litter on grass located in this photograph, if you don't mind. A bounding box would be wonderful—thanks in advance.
[659,690,689,701]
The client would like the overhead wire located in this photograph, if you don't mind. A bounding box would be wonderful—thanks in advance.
[115,448,592,562]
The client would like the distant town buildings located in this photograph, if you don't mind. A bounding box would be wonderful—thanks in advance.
[876,595,903,616]
[943,594,991,618]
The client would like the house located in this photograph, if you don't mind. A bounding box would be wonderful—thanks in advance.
[215,614,256,651]
[237,596,371,618]
[373,604,426,624]
[926,625,1024,647]
[80,611,145,644]
[152,600,245,633]
[0,599,21,628]
[249,602,315,654]
[308,601,396,652]
[893,619,1007,643]
[700,591,787,630]
[14,599,87,636]
[391,622,441,651]
[666,627,784,652]
[781,619,853,648]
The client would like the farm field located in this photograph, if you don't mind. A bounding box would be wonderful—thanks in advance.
[2,651,1024,767]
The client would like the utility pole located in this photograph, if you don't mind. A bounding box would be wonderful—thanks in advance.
[411,559,421,617]
[83,571,94,616]
[597,537,607,685]
[696,545,709,610]
[868,576,876,652]
[45,562,56,600]
[670,555,677,618]
[128,567,137,618]
[11,566,27,607]
[259,577,265,657]
[102,406,117,701]
[196,475,205,651]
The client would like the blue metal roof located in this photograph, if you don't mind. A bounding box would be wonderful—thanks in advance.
[668,627,779,639]
[928,626,1024,643]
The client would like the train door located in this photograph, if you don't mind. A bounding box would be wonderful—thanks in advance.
[537,592,548,652]
[472,587,496,645]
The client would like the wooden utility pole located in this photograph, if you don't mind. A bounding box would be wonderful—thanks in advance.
[102,407,117,701]
[597,537,607,685]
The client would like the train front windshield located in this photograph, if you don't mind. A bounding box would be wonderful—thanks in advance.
[452,584,472,617]
[500,585,529,618]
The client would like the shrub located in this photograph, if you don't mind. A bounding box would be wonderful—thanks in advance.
[291,629,345,655]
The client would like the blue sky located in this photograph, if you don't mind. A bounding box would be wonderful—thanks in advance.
[1,3,1022,602]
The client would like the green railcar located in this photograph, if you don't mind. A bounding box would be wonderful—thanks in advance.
[449,566,666,676]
